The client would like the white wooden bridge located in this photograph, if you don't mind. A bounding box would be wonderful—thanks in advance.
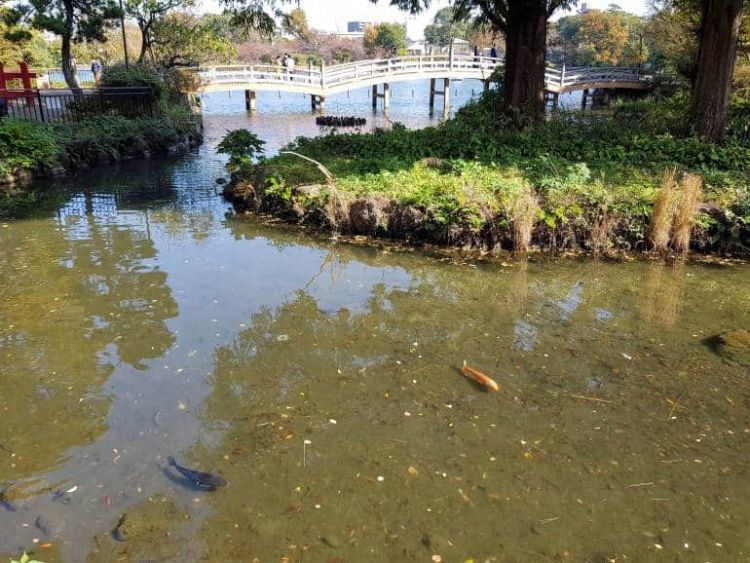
[196,55,651,113]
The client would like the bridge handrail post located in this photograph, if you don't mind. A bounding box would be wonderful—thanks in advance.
[320,61,325,88]
[561,64,566,88]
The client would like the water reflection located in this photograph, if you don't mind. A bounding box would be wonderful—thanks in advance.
[0,121,749,562]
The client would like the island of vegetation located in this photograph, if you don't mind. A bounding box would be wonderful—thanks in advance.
[217,0,750,257]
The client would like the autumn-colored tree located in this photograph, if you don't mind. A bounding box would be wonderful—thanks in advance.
[576,10,631,65]
[550,8,649,67]
[281,7,309,40]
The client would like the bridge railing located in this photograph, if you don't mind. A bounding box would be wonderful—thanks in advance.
[199,64,323,86]
[197,55,504,90]
[560,67,643,87]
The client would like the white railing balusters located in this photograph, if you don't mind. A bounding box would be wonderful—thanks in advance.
[194,57,649,95]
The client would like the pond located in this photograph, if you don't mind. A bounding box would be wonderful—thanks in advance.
[0,106,749,563]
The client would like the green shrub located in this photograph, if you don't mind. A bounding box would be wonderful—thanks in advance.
[218,129,266,173]
[100,63,168,102]
[0,119,59,176]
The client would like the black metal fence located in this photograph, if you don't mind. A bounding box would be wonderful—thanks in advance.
[0,87,155,123]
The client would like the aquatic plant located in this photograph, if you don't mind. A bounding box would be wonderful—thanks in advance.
[649,167,678,253]
[672,172,704,254]
[9,552,43,563]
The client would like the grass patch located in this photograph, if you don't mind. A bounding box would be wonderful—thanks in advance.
[227,92,750,254]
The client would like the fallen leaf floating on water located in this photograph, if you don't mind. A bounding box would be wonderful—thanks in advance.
[460,361,500,392]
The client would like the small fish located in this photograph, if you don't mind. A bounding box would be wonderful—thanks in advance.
[0,484,17,512]
[461,362,500,392]
[167,456,226,490]
[35,515,52,536]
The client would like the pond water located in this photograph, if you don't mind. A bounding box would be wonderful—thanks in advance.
[0,101,749,563]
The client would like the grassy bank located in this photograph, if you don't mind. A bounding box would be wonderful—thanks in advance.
[0,65,202,209]
[224,92,750,255]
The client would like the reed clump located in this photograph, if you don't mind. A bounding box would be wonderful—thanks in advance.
[671,172,703,254]
[649,167,678,253]
[508,187,540,252]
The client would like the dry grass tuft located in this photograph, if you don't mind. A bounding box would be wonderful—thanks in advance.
[649,167,678,253]
[508,187,540,252]
[671,172,703,254]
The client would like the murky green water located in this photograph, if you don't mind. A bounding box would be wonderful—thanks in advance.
[1,127,750,563]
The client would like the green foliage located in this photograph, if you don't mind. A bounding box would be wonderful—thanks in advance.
[150,11,235,67]
[9,551,43,563]
[100,63,168,101]
[0,119,59,176]
[237,91,749,250]
[364,22,407,56]
[218,129,266,172]
[424,6,474,47]
[54,115,180,166]
[281,7,309,40]
[549,8,649,67]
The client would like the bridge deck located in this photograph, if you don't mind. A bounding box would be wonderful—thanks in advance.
[196,56,651,97]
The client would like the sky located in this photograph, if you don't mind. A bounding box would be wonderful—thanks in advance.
[198,0,651,39]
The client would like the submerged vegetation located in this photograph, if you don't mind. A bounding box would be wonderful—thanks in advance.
[223,90,750,256]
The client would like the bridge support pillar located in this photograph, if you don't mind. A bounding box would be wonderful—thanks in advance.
[484,79,490,92]
[311,95,325,112]
[429,78,451,116]
[581,89,589,109]
[371,83,390,112]
[244,90,256,112]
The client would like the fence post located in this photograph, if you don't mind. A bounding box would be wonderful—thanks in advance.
[36,90,45,122]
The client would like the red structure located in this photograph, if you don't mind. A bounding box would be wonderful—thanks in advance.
[0,61,37,105]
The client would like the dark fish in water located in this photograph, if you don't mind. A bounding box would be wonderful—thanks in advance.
[0,484,17,512]
[35,515,52,536]
[111,514,128,542]
[167,456,226,490]
[51,490,73,504]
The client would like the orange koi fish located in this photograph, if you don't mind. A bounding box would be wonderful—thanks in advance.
[461,361,500,392]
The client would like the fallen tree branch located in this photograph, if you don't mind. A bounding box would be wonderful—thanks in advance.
[280,151,335,185]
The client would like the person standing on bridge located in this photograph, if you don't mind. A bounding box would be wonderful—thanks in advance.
[91,59,102,83]
[285,54,295,82]
[474,45,480,68]
[490,44,498,59]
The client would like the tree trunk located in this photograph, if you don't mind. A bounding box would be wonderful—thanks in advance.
[690,0,744,142]
[61,0,81,93]
[137,18,151,64]
[502,0,548,124]
[138,33,149,64]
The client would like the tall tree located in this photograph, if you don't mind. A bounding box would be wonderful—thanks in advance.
[690,0,745,141]
[150,11,234,67]
[124,0,194,64]
[25,0,120,90]
[424,6,472,46]
[281,6,309,40]
[364,22,407,56]
[451,0,574,122]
